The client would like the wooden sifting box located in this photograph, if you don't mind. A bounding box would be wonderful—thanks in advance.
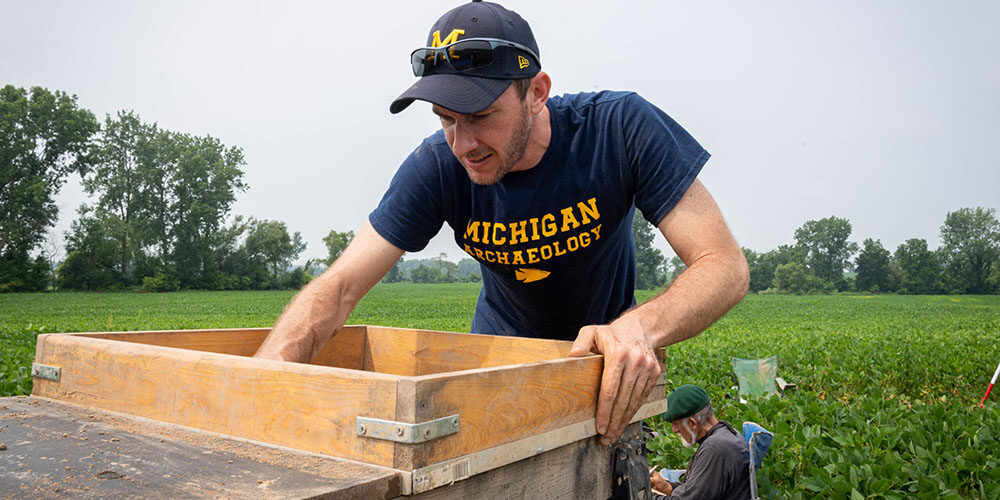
[32,326,667,494]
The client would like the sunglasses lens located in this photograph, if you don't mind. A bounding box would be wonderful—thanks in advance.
[447,40,493,71]
[411,49,434,76]
[410,40,503,77]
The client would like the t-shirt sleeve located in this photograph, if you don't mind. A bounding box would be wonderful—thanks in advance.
[621,93,710,226]
[368,141,446,252]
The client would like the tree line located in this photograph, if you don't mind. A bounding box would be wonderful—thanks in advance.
[1,85,312,292]
[4,85,997,294]
[633,209,1000,295]
[1,84,491,293]
[322,231,481,284]
[385,254,483,284]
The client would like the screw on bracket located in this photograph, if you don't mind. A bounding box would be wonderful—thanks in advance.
[358,424,367,435]
[395,426,403,436]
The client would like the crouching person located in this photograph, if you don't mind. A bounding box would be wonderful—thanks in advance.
[651,385,751,499]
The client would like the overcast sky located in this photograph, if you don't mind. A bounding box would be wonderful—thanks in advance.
[4,0,998,264]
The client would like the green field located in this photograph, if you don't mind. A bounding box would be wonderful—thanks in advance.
[2,287,998,499]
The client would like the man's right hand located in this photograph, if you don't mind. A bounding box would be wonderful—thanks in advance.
[254,221,404,362]
[569,317,661,446]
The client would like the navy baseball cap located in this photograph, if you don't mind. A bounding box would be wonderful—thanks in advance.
[390,0,541,114]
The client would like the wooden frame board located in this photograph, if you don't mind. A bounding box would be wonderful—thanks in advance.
[31,326,666,493]
[0,396,402,499]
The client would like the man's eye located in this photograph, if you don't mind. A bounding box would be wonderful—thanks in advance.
[471,113,489,121]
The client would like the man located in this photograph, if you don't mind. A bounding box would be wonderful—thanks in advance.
[255,0,748,447]
[650,385,750,499]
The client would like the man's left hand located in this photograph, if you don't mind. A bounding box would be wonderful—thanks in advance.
[569,315,661,446]
[650,468,673,495]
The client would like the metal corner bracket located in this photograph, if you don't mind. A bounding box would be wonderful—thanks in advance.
[356,414,459,444]
[31,363,61,382]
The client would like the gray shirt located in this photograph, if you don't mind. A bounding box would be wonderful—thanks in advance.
[656,421,751,500]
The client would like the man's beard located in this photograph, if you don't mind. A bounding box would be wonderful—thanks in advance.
[680,421,696,448]
[470,102,532,185]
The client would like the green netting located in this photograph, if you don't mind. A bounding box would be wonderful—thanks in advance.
[731,356,778,398]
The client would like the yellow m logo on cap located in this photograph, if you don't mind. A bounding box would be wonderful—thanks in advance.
[517,55,530,69]
[431,29,465,47]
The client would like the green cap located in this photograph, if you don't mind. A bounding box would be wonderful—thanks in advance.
[663,384,710,422]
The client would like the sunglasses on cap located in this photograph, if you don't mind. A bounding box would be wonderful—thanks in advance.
[410,37,540,77]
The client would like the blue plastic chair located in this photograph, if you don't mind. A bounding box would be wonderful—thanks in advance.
[742,422,774,500]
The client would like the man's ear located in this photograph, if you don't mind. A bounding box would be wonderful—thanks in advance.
[529,71,551,114]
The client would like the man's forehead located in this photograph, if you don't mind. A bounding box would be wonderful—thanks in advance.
[431,104,455,116]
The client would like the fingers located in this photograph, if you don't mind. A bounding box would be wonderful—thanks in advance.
[600,341,662,446]
[650,469,670,492]
[578,324,662,447]
[619,360,660,433]
[595,342,623,441]
[568,326,598,357]
[602,353,638,444]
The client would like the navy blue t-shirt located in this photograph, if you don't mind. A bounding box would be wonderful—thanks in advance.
[369,91,709,341]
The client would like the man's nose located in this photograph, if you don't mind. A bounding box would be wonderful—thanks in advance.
[451,122,479,156]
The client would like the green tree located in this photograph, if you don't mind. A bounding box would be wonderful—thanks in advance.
[893,239,942,295]
[322,229,355,265]
[213,217,311,290]
[771,261,832,294]
[772,262,809,294]
[218,247,269,290]
[988,262,1000,292]
[457,258,480,280]
[243,219,306,284]
[855,238,892,293]
[78,121,246,289]
[168,134,247,288]
[282,263,312,290]
[0,249,49,292]
[435,253,459,282]
[632,211,665,290]
[939,207,1000,294]
[141,128,181,260]
[38,231,62,290]
[58,209,120,290]
[209,215,252,288]
[410,264,442,283]
[794,216,858,291]
[742,248,760,291]
[82,111,160,284]
[0,85,98,289]
[745,244,806,293]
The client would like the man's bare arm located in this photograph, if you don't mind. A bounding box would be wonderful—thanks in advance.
[254,221,405,362]
[570,179,749,445]
[639,179,750,348]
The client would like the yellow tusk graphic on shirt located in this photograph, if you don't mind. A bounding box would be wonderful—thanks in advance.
[515,268,551,283]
